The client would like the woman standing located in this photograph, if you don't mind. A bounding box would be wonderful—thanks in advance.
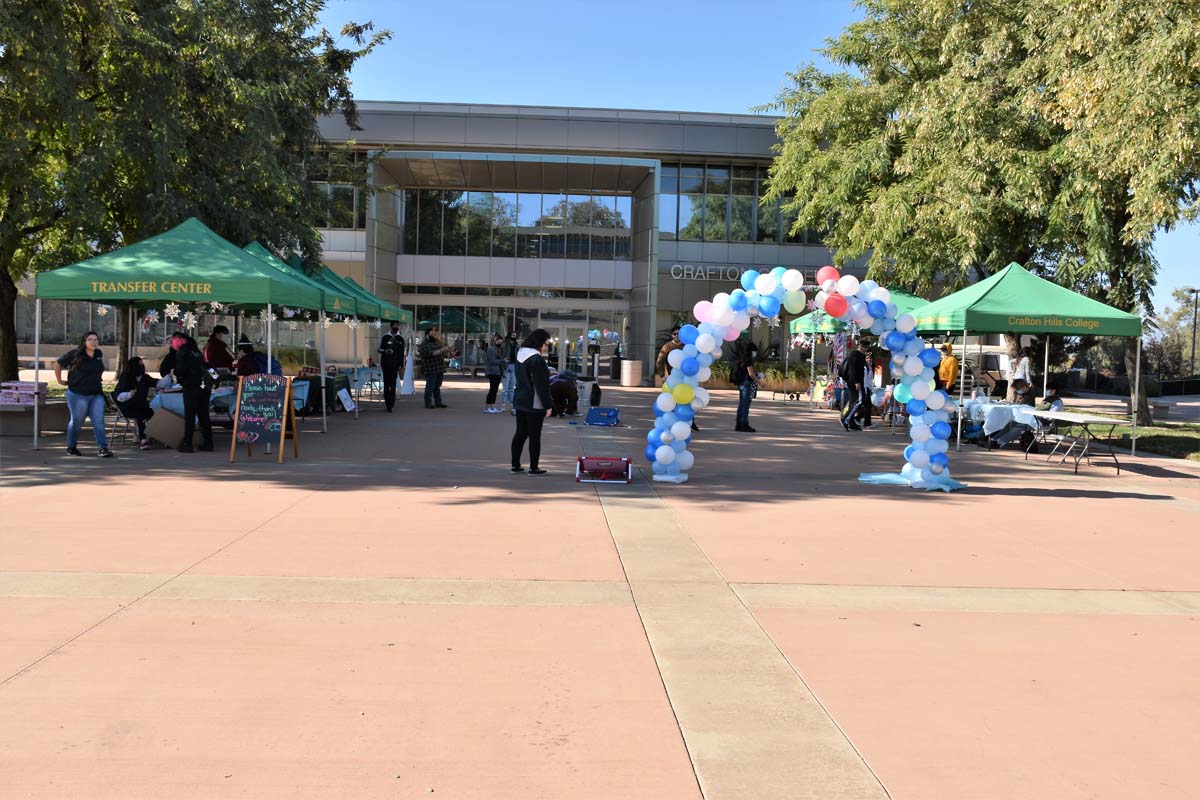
[732,340,759,433]
[1010,346,1033,399]
[483,334,504,414]
[501,332,518,414]
[511,329,554,475]
[54,331,113,457]
[114,356,156,449]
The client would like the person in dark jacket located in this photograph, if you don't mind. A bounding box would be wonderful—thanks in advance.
[114,356,156,449]
[54,330,113,457]
[234,336,260,376]
[203,324,234,371]
[511,329,554,475]
[549,368,580,417]
[378,320,405,413]
[732,340,759,433]
[839,338,870,432]
[418,327,453,409]
[483,334,504,414]
[168,332,214,452]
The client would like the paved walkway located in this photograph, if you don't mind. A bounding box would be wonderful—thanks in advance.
[3,378,1199,798]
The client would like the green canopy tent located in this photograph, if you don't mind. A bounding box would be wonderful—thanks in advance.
[31,218,324,449]
[909,262,1144,451]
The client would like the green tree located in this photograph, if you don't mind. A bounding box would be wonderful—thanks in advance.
[0,0,389,380]
[1146,287,1200,379]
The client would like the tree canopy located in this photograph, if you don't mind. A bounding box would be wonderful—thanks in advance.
[0,0,389,379]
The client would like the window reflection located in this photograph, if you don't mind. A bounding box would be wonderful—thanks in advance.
[402,189,419,254]
[443,191,466,256]
[614,196,632,260]
[466,191,492,256]
[492,193,516,256]
[416,189,441,255]
[516,193,541,258]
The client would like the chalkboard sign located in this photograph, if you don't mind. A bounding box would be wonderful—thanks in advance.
[229,374,298,463]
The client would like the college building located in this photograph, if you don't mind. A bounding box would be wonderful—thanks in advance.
[315,101,860,376]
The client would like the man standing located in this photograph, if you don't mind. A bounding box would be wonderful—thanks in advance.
[655,325,700,431]
[418,327,453,409]
[378,320,405,413]
[839,339,870,432]
[732,340,759,433]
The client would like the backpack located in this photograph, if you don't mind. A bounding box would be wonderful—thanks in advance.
[254,351,283,376]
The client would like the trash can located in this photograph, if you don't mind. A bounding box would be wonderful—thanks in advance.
[609,355,622,379]
[619,359,644,387]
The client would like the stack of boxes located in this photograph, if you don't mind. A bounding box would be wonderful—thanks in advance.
[0,381,48,407]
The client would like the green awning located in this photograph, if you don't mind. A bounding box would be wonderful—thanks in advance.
[281,254,408,323]
[912,262,1142,337]
[36,217,323,310]
[243,242,359,316]
[789,288,927,335]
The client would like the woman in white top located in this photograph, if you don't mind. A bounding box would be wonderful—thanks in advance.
[1011,347,1032,386]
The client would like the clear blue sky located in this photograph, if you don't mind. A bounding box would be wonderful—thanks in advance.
[318,0,1198,314]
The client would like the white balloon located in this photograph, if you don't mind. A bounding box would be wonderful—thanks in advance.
[668,349,685,368]
[929,462,945,475]
[713,292,730,309]
[849,300,867,320]
[919,367,935,382]
[695,333,716,353]
[731,312,750,330]
[655,445,676,465]
[909,449,930,469]
[754,273,778,296]
[675,450,695,471]
[821,278,838,293]
[814,291,829,310]
[925,391,946,410]
[885,302,899,318]
[671,421,691,440]
[860,279,879,294]
[660,431,674,443]
[921,411,940,425]
[713,305,734,326]
[926,438,949,454]
[837,275,860,296]
[903,357,924,376]
[910,380,931,400]
[903,338,924,357]
[893,353,906,365]
[656,393,677,412]
[895,313,916,333]
[693,386,710,408]
[697,366,712,382]
[870,287,891,304]
[910,423,932,443]
[710,326,728,342]
[781,269,805,292]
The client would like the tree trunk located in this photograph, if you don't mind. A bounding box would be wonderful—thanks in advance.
[0,270,18,382]
[1003,331,1021,401]
[1126,339,1152,427]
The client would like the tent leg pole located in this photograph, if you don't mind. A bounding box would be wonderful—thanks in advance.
[956,328,968,451]
[1043,334,1050,398]
[319,311,327,434]
[809,338,816,411]
[267,305,273,456]
[1132,337,1141,457]
[353,321,359,420]
[33,299,41,451]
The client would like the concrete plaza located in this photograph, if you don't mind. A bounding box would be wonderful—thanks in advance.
[2,378,1199,799]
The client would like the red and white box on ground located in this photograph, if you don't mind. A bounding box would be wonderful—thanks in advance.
[575,456,633,484]
[0,381,48,407]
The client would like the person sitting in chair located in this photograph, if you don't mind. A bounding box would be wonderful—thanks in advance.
[990,383,1064,449]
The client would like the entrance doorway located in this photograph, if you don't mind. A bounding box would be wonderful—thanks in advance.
[546,325,586,374]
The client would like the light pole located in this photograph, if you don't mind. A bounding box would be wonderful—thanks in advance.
[1189,287,1200,378]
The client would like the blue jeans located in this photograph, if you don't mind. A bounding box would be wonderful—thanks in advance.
[66,390,108,449]
[424,372,444,406]
[501,364,516,405]
[736,381,754,428]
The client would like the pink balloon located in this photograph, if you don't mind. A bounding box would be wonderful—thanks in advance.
[816,265,840,286]
[693,300,713,322]
[722,325,741,341]
[824,293,848,318]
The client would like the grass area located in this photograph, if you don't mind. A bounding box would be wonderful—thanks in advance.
[1061,406,1200,461]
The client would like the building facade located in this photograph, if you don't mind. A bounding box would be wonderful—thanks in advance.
[317,101,861,376]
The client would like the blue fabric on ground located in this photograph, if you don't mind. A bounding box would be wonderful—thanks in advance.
[858,471,967,493]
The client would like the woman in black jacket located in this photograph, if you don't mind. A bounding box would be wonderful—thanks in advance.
[114,356,156,449]
[510,329,554,475]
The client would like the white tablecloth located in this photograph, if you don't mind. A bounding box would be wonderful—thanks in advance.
[963,400,1037,435]
[151,386,236,417]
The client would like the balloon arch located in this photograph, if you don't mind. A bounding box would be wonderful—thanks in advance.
[645,266,960,490]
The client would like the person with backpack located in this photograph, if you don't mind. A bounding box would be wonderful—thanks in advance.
[511,329,554,475]
[732,340,759,433]
[168,332,215,452]
[54,330,113,458]
[839,338,870,432]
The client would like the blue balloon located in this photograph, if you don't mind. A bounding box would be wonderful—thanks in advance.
[674,403,695,421]
[929,452,950,469]
[758,295,781,317]
[654,404,664,417]
[662,411,678,427]
[680,357,700,376]
[889,359,904,375]
[919,348,942,368]
[884,331,907,351]
[667,462,682,475]
[770,266,788,281]
[679,324,700,345]
[868,299,887,318]
[698,352,713,367]
[906,398,927,416]
[931,421,952,439]
[740,270,758,291]
[644,444,658,462]
[671,438,687,453]
[647,428,662,446]
[903,445,917,462]
[729,289,748,312]
[652,460,667,474]
[904,328,918,340]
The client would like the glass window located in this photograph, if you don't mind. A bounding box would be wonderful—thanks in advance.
[442,191,466,256]
[565,194,590,260]
[703,194,728,241]
[490,287,515,296]
[730,195,754,242]
[465,286,490,296]
[614,196,632,259]
[806,227,826,245]
[659,190,678,240]
[781,196,803,244]
[400,285,416,294]
[680,164,704,194]
[732,165,756,181]
[441,286,465,295]
[565,289,589,299]
[615,196,631,230]
[466,191,492,256]
[705,165,730,197]
[679,193,704,241]
[415,305,440,335]
[354,189,367,229]
[757,200,779,243]
[402,189,419,254]
[416,285,440,294]
[492,192,516,257]
[416,189,442,255]
[514,307,539,340]
[330,185,355,228]
[541,193,565,258]
[516,193,541,258]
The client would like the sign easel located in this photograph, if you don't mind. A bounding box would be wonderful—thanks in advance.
[229,374,299,463]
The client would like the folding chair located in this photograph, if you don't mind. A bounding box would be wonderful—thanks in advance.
[107,392,135,446]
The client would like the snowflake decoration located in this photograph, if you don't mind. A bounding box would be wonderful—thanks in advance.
[751,317,762,329]
[209,301,224,313]
[373,319,382,330]
[144,309,159,325]
[164,302,181,320]
[282,307,297,319]
[767,316,780,329]
[322,315,333,329]
[287,321,299,332]
[257,308,272,322]
[345,317,360,330]
[181,311,198,330]
[95,305,109,317]
[302,312,312,322]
